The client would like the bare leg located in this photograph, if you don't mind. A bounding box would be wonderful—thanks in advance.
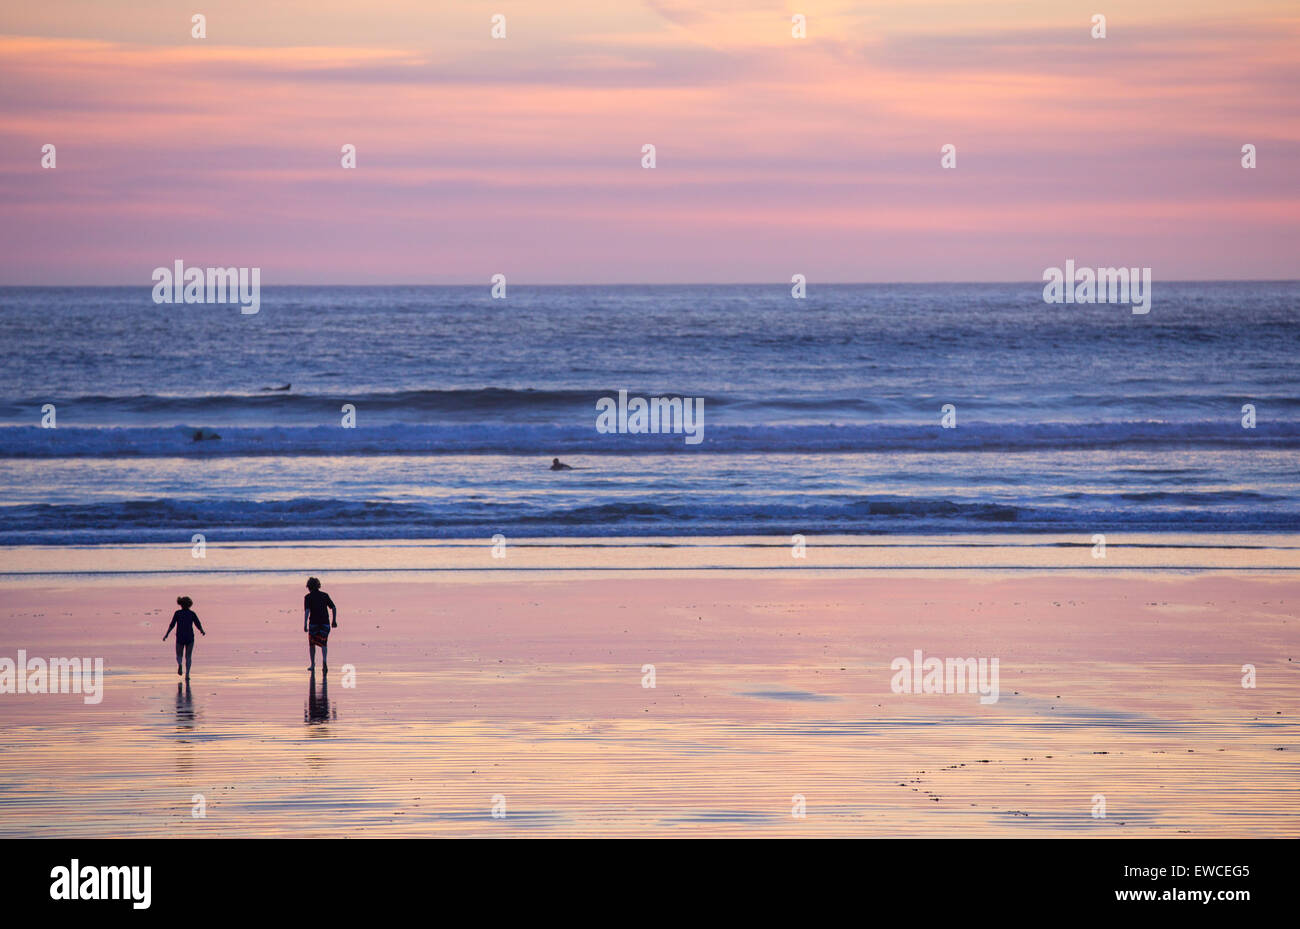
[184,641,194,675]
[321,645,328,672]
[308,641,316,670]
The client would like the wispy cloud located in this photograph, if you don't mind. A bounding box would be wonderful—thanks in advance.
[1,0,1297,283]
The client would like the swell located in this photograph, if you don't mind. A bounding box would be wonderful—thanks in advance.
[6,388,1300,425]
[1,493,1295,544]
[0,420,1296,458]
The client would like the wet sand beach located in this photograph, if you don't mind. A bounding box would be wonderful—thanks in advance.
[1,538,1297,837]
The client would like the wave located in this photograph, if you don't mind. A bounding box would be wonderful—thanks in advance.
[0,419,1297,458]
[0,388,610,422]
[1,493,1295,544]
[7,387,1300,426]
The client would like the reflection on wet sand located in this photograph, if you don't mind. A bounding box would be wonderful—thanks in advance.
[174,680,195,779]
[1,569,1296,837]
[175,679,195,729]
[306,671,335,727]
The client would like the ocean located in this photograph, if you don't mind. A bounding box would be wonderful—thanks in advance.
[0,282,1295,543]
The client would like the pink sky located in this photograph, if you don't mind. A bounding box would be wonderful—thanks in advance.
[1,0,1297,283]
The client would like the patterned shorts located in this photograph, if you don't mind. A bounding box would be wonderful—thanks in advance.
[308,625,330,648]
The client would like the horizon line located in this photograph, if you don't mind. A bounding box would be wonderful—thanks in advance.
[2,279,1298,289]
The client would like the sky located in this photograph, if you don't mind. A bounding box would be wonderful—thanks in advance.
[1,0,1297,284]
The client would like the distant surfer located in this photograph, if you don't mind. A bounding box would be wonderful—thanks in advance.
[162,595,205,678]
[304,577,338,672]
[550,458,574,471]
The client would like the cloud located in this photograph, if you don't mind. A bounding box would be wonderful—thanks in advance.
[1,3,1297,283]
